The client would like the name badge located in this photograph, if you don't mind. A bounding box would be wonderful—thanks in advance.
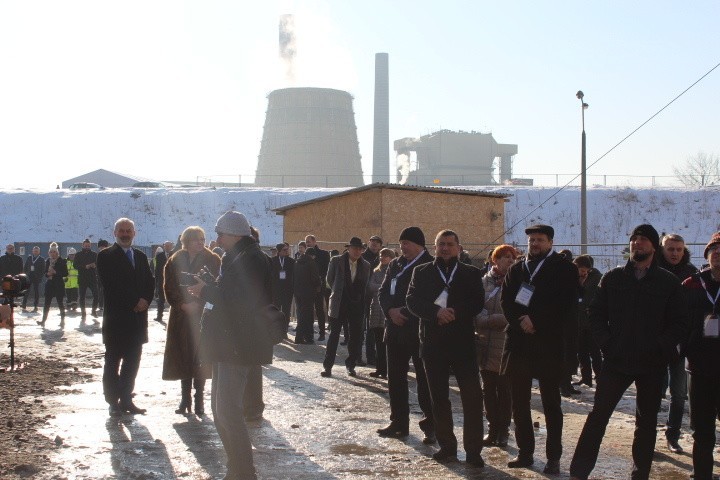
[204,302,214,311]
[434,288,449,308]
[703,314,719,338]
[279,271,287,280]
[390,278,397,295]
[515,282,535,307]
[30,266,35,272]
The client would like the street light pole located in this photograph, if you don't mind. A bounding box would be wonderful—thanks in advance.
[577,90,588,254]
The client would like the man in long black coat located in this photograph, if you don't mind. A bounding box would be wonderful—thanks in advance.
[501,224,578,475]
[22,246,45,312]
[97,218,155,415]
[306,234,330,340]
[73,239,99,320]
[406,229,485,467]
[270,242,295,331]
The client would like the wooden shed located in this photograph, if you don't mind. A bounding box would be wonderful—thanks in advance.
[273,183,509,257]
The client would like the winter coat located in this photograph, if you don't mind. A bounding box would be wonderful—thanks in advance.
[23,255,45,283]
[368,266,388,329]
[64,259,78,289]
[97,244,155,349]
[326,252,371,320]
[73,248,98,286]
[379,249,434,345]
[658,248,698,283]
[682,269,720,377]
[0,253,23,277]
[44,257,68,298]
[154,250,170,291]
[589,259,688,376]
[474,267,508,373]
[500,251,578,376]
[406,257,485,359]
[270,255,295,306]
[577,268,602,330]
[293,254,321,301]
[199,236,273,366]
[162,247,221,380]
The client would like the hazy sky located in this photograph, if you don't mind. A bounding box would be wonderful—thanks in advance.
[1,1,718,190]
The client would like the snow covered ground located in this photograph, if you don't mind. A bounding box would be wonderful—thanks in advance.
[1,185,717,271]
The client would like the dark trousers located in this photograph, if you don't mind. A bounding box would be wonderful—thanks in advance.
[509,358,563,460]
[371,328,386,375]
[570,367,664,480]
[577,325,603,382]
[386,333,434,432]
[664,357,687,442]
[103,343,143,405]
[66,287,78,306]
[155,281,165,317]
[480,369,512,436]
[689,373,720,480]
[295,294,315,341]
[323,308,363,372]
[423,350,484,455]
[21,280,41,308]
[243,364,264,417]
[312,289,326,335]
[79,279,98,314]
[44,286,65,313]
[364,304,376,363]
[278,297,292,330]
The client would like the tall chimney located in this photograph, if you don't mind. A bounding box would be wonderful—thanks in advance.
[372,53,389,184]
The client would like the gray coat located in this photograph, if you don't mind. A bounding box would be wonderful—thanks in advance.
[326,252,371,319]
[367,267,388,329]
[474,268,508,373]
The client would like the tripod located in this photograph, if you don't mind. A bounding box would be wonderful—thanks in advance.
[0,295,22,372]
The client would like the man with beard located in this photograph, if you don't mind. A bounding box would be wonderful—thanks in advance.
[501,224,578,474]
[97,218,155,415]
[569,224,688,480]
[406,230,485,467]
[73,239,100,321]
[657,233,697,454]
[377,227,435,444]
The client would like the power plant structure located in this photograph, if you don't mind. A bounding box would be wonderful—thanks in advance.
[255,87,364,188]
[395,130,519,186]
[371,53,389,183]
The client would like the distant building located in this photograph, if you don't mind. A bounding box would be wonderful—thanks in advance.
[395,130,518,187]
[62,169,149,188]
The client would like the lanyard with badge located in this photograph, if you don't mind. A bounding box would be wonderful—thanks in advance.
[514,253,549,307]
[389,253,423,295]
[279,257,287,280]
[434,263,458,308]
[699,275,720,338]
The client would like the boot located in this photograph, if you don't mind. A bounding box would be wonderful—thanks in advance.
[59,305,65,328]
[194,378,206,416]
[39,307,49,326]
[175,379,192,414]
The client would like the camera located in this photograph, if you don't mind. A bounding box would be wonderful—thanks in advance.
[1,274,30,298]
[179,272,198,287]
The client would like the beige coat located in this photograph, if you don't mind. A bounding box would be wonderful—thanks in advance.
[474,268,508,373]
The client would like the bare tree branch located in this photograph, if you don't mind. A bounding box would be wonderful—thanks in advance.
[673,151,720,187]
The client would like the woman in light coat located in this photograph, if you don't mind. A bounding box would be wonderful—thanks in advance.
[368,248,396,379]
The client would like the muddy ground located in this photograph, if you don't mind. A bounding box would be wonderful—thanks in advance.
[0,306,712,479]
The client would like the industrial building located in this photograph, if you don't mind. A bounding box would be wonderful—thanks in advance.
[395,130,518,187]
[255,87,364,188]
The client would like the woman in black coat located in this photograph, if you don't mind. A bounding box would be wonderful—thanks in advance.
[40,242,68,327]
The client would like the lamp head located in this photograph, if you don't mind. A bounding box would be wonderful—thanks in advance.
[576,90,584,100]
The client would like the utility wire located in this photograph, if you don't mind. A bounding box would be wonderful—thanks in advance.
[474,59,720,259]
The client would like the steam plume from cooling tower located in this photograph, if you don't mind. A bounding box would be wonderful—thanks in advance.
[279,14,296,83]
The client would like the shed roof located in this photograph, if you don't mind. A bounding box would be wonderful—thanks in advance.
[273,183,510,214]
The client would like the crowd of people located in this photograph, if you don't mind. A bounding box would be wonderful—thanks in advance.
[2,214,720,480]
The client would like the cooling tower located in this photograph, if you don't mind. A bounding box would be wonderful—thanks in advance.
[372,53,389,183]
[255,87,364,188]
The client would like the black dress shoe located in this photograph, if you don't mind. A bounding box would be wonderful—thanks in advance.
[368,371,387,379]
[482,432,497,446]
[466,454,485,468]
[667,438,684,453]
[432,448,458,463]
[496,431,510,447]
[355,359,367,367]
[108,403,122,416]
[317,333,325,341]
[508,455,534,468]
[320,370,332,377]
[347,369,357,377]
[376,424,409,438]
[120,402,147,414]
[543,459,561,474]
[422,431,437,445]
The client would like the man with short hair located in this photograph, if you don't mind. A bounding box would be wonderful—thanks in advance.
[97,218,155,415]
[377,227,435,443]
[656,233,697,453]
[22,246,44,312]
[188,211,273,479]
[406,229,485,466]
[361,235,383,365]
[153,241,174,323]
[501,224,578,474]
[294,241,306,260]
[321,237,371,377]
[73,239,100,320]
[270,242,295,333]
[306,234,330,341]
[569,224,689,480]
[0,244,23,277]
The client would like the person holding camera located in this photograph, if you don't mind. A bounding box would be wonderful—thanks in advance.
[161,226,220,416]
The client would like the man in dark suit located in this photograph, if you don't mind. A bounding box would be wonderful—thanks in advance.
[73,238,99,321]
[97,218,155,415]
[321,237,371,377]
[22,246,45,312]
[153,240,174,323]
[306,234,330,341]
[270,242,295,332]
[406,229,486,467]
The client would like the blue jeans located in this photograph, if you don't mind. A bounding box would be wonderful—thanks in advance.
[664,357,688,441]
[211,363,256,480]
